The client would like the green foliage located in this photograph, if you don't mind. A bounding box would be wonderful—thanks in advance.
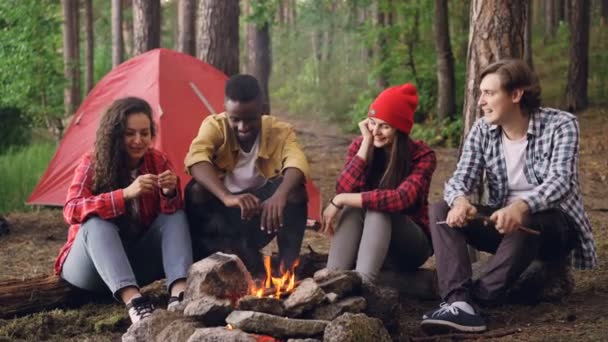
[0,0,64,125]
[0,143,56,215]
[0,107,32,153]
[411,116,463,148]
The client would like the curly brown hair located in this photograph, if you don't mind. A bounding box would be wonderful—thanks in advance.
[92,97,155,195]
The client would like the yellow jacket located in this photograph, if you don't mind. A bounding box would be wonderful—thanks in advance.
[184,113,311,180]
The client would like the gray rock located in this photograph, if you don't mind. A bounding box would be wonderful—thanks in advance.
[185,252,253,301]
[507,259,575,304]
[376,268,438,300]
[360,283,400,333]
[225,310,328,339]
[237,295,285,316]
[287,339,321,342]
[183,296,233,326]
[314,270,362,299]
[122,309,181,342]
[283,278,326,317]
[323,313,391,342]
[155,319,202,342]
[325,293,338,304]
[309,296,366,321]
[187,327,257,342]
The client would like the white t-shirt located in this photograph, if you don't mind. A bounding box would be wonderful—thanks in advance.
[502,131,535,204]
[223,134,267,193]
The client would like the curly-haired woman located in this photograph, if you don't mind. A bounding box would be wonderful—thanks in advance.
[55,97,192,324]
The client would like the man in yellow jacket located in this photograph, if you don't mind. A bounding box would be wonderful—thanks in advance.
[184,74,310,275]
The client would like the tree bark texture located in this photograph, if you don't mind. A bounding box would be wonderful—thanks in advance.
[544,0,557,41]
[111,0,124,67]
[61,0,81,117]
[524,0,534,69]
[0,275,74,319]
[601,0,608,25]
[434,0,456,120]
[375,0,393,89]
[197,0,240,76]
[462,0,527,139]
[132,0,161,55]
[84,0,94,92]
[565,0,590,112]
[246,23,272,113]
[177,0,196,56]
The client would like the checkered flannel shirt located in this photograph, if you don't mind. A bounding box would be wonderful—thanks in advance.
[336,136,437,231]
[445,107,597,269]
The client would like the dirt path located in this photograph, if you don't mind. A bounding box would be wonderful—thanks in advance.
[1,109,607,341]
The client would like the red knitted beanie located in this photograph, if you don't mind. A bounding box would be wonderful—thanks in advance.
[368,83,418,134]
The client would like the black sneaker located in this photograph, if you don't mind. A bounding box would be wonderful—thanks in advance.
[420,303,487,334]
[422,302,449,320]
[126,296,155,324]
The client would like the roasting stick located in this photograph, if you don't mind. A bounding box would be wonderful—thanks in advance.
[436,216,540,236]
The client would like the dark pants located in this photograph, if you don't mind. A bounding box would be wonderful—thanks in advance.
[185,178,307,276]
[429,200,576,304]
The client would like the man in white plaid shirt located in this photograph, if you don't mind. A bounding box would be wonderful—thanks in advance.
[421,59,597,334]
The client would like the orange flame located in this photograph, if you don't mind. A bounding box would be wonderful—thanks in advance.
[249,256,299,298]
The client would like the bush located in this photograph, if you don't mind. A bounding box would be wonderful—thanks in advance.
[0,107,32,153]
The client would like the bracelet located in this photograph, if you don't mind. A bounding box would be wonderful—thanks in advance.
[330,198,344,210]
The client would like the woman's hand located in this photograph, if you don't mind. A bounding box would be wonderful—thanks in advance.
[358,119,373,142]
[123,174,158,200]
[320,198,342,236]
[158,170,178,197]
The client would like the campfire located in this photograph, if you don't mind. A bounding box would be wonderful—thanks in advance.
[122,252,398,341]
[249,255,300,299]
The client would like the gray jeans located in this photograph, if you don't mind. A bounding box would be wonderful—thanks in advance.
[326,207,432,283]
[61,210,193,299]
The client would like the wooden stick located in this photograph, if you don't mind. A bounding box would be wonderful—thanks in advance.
[436,217,540,236]
[411,328,522,341]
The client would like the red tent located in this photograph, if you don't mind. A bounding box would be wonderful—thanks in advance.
[27,48,321,221]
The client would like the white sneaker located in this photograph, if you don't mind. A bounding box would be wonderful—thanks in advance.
[126,296,155,324]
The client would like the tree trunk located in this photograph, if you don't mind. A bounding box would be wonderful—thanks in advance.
[434,0,456,120]
[84,0,94,92]
[544,0,557,41]
[601,0,608,25]
[375,0,393,89]
[61,0,81,117]
[565,0,590,112]
[197,0,240,76]
[524,0,534,69]
[177,0,196,56]
[111,0,124,67]
[0,275,74,319]
[247,23,272,114]
[462,0,527,139]
[556,0,565,22]
[132,0,161,55]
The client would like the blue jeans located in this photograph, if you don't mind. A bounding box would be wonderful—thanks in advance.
[61,210,193,299]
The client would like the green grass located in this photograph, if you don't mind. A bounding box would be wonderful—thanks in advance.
[0,143,56,215]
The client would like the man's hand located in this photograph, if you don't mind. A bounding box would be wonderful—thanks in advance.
[223,193,261,220]
[123,174,158,200]
[260,192,288,234]
[158,170,178,197]
[446,198,477,227]
[490,200,529,234]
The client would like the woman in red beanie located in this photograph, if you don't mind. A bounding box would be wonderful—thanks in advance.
[320,84,436,283]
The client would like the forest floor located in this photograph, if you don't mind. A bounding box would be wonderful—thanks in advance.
[0,107,607,341]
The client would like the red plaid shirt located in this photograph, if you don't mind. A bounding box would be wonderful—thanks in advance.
[54,148,183,274]
[336,137,436,231]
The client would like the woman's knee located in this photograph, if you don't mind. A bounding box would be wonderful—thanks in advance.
[80,217,119,235]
